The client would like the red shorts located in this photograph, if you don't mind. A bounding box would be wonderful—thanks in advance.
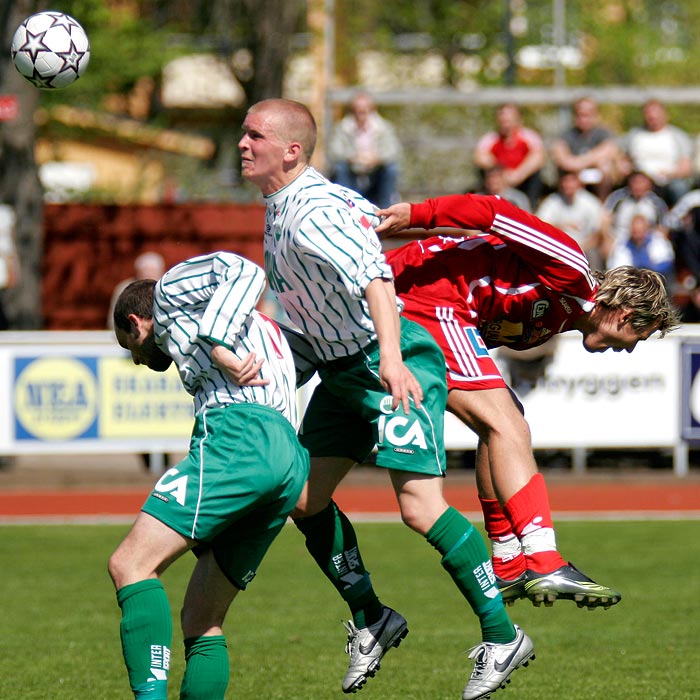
[400,298,506,392]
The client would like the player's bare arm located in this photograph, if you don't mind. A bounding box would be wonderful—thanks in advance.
[375,202,411,237]
[364,277,423,412]
[211,343,270,386]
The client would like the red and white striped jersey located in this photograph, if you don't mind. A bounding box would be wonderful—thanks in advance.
[386,194,598,351]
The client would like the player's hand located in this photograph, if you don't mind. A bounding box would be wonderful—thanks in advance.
[375,203,411,237]
[211,345,270,386]
[379,357,423,414]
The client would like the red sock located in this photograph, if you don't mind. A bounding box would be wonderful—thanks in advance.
[479,496,526,579]
[503,473,567,574]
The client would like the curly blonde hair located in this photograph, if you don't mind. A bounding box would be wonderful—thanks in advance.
[593,266,681,336]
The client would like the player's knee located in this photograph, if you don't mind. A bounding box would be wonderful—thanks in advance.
[398,506,424,533]
[107,543,158,589]
[398,498,441,535]
[291,487,331,519]
[107,548,129,589]
[181,605,223,639]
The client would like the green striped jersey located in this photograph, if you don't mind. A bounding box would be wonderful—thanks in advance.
[263,167,399,362]
[153,251,299,428]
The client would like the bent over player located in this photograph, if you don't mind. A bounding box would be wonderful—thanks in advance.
[108,252,309,700]
[240,98,535,700]
[376,193,678,607]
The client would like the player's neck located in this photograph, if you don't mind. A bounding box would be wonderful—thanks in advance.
[261,164,309,196]
[571,308,596,334]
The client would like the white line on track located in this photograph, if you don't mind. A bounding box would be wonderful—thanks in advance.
[2,510,700,525]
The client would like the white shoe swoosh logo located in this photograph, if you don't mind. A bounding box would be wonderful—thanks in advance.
[493,637,524,673]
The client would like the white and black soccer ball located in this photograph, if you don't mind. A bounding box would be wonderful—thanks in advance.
[11,11,90,89]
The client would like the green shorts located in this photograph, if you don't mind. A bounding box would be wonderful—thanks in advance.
[142,403,309,589]
[300,317,447,476]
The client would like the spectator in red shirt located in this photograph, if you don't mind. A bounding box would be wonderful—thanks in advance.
[474,103,547,208]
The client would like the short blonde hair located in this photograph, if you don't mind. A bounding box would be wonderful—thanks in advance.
[248,98,317,161]
[593,266,680,336]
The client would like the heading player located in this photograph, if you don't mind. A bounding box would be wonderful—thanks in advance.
[376,193,678,607]
[108,252,309,700]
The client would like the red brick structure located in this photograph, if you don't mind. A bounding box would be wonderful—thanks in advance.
[42,203,266,329]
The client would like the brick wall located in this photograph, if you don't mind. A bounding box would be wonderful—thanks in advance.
[42,203,266,329]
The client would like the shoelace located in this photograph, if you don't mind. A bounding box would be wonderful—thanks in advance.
[467,643,494,679]
[343,620,359,655]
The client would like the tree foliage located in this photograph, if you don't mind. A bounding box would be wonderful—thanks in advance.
[5,0,700,328]
[36,0,189,109]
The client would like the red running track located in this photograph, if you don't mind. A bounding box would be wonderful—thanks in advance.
[1,479,699,519]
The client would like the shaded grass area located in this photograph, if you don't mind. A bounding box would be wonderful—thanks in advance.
[0,520,697,699]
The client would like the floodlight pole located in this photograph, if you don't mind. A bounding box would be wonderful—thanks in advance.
[553,0,566,89]
[504,0,515,86]
[553,0,568,128]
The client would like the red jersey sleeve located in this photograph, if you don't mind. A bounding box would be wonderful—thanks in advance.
[409,194,597,299]
[410,194,500,231]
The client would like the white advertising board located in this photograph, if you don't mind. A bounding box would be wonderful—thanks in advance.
[1,328,699,475]
[0,331,192,455]
[443,331,679,450]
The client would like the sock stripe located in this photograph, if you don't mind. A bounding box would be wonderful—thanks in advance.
[473,593,506,618]
[441,525,475,560]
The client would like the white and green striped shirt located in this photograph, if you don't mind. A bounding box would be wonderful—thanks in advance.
[153,251,299,428]
[264,167,398,362]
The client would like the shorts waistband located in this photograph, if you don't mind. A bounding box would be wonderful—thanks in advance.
[321,338,379,372]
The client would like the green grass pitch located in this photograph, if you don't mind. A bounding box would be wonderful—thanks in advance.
[0,519,697,699]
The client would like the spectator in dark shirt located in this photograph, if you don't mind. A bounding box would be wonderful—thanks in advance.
[604,171,669,244]
[551,96,622,200]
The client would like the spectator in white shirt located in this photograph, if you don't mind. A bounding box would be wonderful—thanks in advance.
[537,170,607,269]
[328,92,402,208]
[621,99,694,205]
[604,171,669,243]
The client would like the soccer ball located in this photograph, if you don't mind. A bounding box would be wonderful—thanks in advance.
[11,11,90,89]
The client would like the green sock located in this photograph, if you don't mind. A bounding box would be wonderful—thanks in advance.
[426,507,515,644]
[180,635,229,700]
[295,500,383,627]
[116,579,172,700]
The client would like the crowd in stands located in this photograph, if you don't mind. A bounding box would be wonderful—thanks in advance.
[328,93,700,322]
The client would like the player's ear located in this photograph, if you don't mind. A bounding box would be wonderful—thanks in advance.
[618,308,633,325]
[127,313,144,337]
[284,140,303,162]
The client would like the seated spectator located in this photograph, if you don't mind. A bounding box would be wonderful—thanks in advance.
[665,190,700,290]
[620,98,694,205]
[607,214,675,289]
[550,96,622,200]
[476,165,531,212]
[604,171,669,243]
[473,103,546,208]
[328,91,402,208]
[536,170,607,269]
